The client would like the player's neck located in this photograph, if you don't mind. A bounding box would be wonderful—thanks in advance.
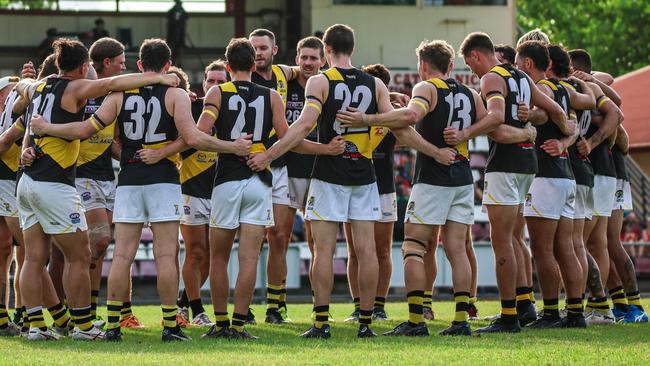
[422,70,446,81]
[328,54,353,69]
[546,71,560,80]
[230,71,252,82]
[529,69,546,83]
[254,67,273,80]
[297,72,309,87]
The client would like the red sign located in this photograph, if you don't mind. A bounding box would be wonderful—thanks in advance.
[389,69,480,96]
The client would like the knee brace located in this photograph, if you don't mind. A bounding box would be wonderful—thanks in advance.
[402,237,428,264]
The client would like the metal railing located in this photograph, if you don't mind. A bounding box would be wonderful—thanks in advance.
[625,156,650,222]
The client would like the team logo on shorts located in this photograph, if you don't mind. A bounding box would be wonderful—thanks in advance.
[266,209,272,221]
[69,213,81,224]
[307,196,315,210]
[184,205,191,215]
[407,201,415,214]
[525,193,532,207]
[81,191,91,201]
[615,190,624,202]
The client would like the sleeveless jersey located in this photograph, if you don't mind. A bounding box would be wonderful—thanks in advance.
[284,78,317,179]
[562,79,594,187]
[372,127,396,194]
[312,67,378,186]
[180,98,217,199]
[213,81,273,187]
[76,95,115,181]
[252,65,288,168]
[116,85,179,186]
[586,111,616,178]
[24,78,82,186]
[0,89,22,180]
[413,78,476,187]
[485,64,537,174]
[534,79,574,179]
[612,145,628,181]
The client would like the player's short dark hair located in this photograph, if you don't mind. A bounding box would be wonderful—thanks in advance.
[516,40,550,72]
[459,32,495,57]
[139,38,171,72]
[568,49,592,73]
[248,28,275,45]
[225,38,255,72]
[323,24,355,56]
[547,44,571,78]
[416,40,454,74]
[38,54,58,79]
[168,66,189,92]
[362,64,391,87]
[204,59,227,79]
[296,36,325,58]
[495,44,516,64]
[53,38,89,73]
[89,37,124,73]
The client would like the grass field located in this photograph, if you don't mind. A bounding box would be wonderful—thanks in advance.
[1,301,649,365]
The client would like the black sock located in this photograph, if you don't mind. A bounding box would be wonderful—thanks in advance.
[177,289,190,309]
[189,298,205,319]
[516,287,532,311]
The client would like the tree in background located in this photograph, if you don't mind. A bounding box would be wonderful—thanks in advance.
[0,0,54,9]
[518,0,650,77]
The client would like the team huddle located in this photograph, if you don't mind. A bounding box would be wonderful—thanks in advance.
[0,23,646,342]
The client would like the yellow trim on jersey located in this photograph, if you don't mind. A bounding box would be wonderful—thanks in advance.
[597,96,610,108]
[306,101,322,114]
[251,142,266,154]
[559,80,576,91]
[35,83,46,93]
[426,78,448,89]
[203,109,217,120]
[490,66,512,77]
[14,120,25,132]
[180,150,217,184]
[370,127,388,152]
[142,140,179,164]
[323,68,344,81]
[487,95,505,103]
[35,137,80,169]
[537,79,558,90]
[271,65,288,105]
[77,123,115,166]
[456,141,469,159]
[219,82,237,94]
[124,88,140,94]
[411,99,428,113]
[0,144,20,173]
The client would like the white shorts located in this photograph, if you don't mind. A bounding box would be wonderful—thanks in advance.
[574,184,594,220]
[405,183,474,225]
[592,175,617,217]
[613,179,633,212]
[0,179,18,218]
[523,178,576,220]
[288,177,310,210]
[304,179,380,222]
[482,172,535,206]
[378,192,398,223]
[181,194,210,226]
[17,174,87,234]
[210,174,274,229]
[75,178,116,212]
[271,166,291,206]
[113,183,183,223]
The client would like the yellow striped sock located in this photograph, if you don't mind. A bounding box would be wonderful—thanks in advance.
[162,305,177,329]
[231,312,246,333]
[27,307,46,329]
[266,283,282,311]
[214,312,229,330]
[407,290,424,325]
[423,290,432,310]
[90,290,99,317]
[72,306,94,331]
[626,291,642,306]
[313,305,329,329]
[48,302,70,328]
[453,292,470,324]
[0,306,8,327]
[107,300,122,330]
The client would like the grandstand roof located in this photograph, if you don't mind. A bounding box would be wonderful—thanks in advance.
[613,65,650,150]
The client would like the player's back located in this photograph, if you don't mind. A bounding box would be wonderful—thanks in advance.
[313,67,378,186]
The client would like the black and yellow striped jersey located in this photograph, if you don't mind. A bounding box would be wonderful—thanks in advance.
[413,78,476,187]
[180,98,216,199]
[116,85,179,186]
[312,67,378,186]
[534,78,574,180]
[213,81,273,187]
[0,89,23,180]
[284,78,317,179]
[24,78,83,186]
[485,64,537,175]
[76,95,115,181]
[252,65,288,168]
[563,79,594,187]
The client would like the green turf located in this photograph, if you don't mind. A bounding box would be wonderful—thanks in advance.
[1,301,649,365]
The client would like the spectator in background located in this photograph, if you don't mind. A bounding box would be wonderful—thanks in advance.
[37,27,58,64]
[623,212,643,259]
[474,171,485,205]
[167,0,188,65]
[92,18,110,42]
